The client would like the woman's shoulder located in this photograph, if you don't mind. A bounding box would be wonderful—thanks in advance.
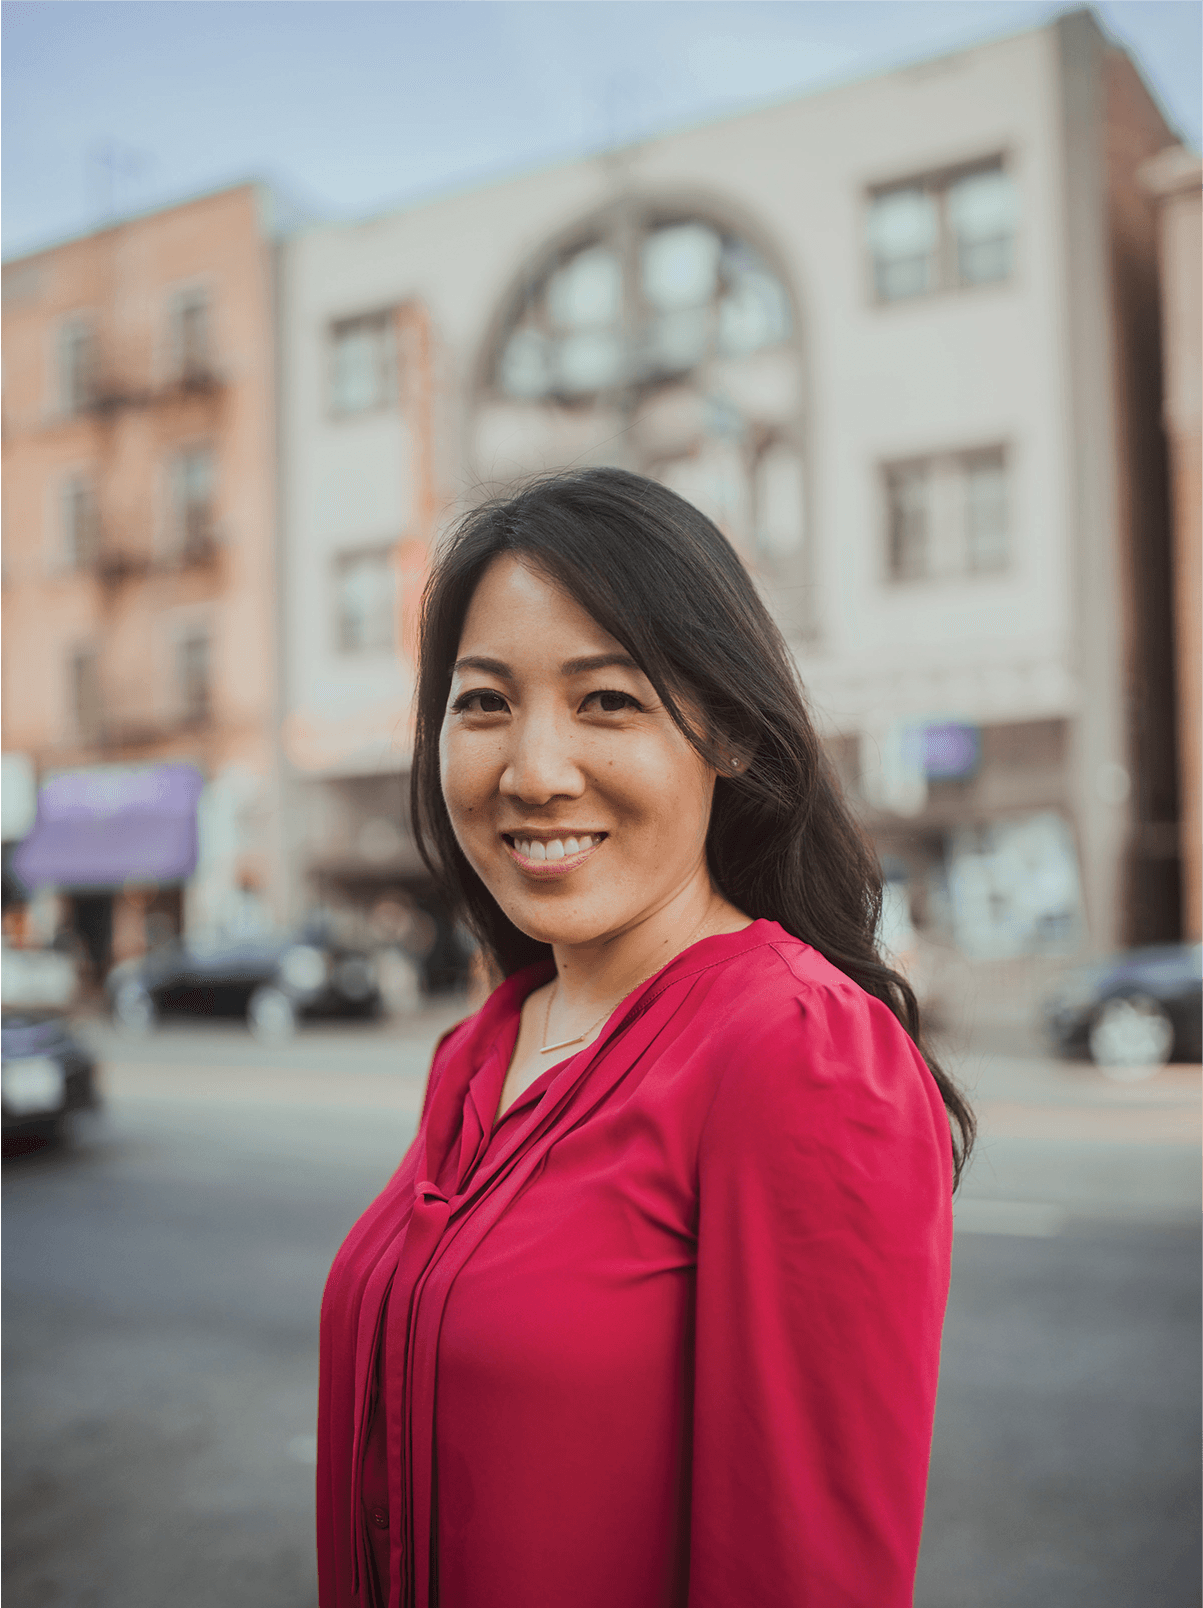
[685,919,934,1095]
[692,921,950,1170]
[685,918,891,1029]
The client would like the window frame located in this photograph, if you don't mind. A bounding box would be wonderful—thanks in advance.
[57,314,95,417]
[168,442,217,562]
[865,153,1016,308]
[332,544,398,655]
[328,309,398,420]
[880,442,1012,584]
[175,628,212,724]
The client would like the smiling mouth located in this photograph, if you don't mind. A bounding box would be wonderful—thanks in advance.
[502,832,607,870]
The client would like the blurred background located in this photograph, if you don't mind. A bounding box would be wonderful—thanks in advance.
[2,2,1199,1604]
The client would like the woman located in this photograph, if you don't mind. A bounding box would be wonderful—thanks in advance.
[317,468,973,1608]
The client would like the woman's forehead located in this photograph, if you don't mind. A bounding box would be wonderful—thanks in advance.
[456,554,622,661]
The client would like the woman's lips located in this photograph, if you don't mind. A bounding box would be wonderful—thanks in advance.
[502,833,607,878]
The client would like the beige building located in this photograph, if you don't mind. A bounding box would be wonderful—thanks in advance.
[277,11,1186,967]
[2,183,282,978]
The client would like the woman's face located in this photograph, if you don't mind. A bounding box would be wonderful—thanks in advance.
[439,554,719,950]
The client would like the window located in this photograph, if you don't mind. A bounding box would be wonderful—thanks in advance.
[172,289,211,382]
[330,312,396,416]
[335,548,396,652]
[61,473,99,569]
[70,649,101,741]
[177,632,211,722]
[867,158,1016,304]
[59,317,94,415]
[883,447,1010,581]
[884,461,930,581]
[170,446,215,559]
[494,219,791,403]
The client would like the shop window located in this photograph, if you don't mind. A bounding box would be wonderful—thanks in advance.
[330,311,396,416]
[336,547,396,652]
[171,445,215,559]
[177,631,211,722]
[61,472,99,569]
[867,158,1016,304]
[883,446,1010,581]
[58,316,94,415]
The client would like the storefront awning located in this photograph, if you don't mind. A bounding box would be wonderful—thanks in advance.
[12,764,204,892]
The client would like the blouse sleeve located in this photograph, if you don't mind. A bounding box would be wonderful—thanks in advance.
[688,979,953,1607]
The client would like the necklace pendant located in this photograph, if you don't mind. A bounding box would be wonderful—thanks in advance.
[538,1030,588,1055]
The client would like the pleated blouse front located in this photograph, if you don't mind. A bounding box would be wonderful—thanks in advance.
[316,920,953,1608]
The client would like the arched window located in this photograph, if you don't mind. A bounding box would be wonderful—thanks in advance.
[473,203,807,613]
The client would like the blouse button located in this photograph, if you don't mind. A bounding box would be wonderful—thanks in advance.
[369,1506,389,1530]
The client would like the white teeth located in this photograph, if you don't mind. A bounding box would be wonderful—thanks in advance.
[512,833,600,861]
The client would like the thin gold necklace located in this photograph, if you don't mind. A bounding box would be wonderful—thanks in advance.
[539,904,719,1055]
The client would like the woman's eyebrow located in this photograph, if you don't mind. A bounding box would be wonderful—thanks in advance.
[560,653,640,676]
[452,655,511,677]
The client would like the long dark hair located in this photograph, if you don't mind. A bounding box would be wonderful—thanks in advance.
[410,468,974,1186]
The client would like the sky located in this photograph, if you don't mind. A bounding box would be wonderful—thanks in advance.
[3,0,1200,260]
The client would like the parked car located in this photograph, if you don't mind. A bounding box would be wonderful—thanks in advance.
[2,944,99,1149]
[1043,942,1203,1068]
[105,926,382,1042]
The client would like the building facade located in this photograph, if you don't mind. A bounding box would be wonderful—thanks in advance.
[277,11,1183,967]
[2,184,283,978]
[1142,144,1202,942]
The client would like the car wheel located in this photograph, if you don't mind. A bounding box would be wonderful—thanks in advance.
[247,985,297,1045]
[1088,993,1174,1075]
[113,981,156,1035]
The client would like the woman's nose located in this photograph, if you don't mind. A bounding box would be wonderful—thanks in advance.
[499,715,585,804]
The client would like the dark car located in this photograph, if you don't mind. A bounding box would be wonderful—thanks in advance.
[2,1011,100,1149]
[106,926,381,1042]
[1043,942,1203,1069]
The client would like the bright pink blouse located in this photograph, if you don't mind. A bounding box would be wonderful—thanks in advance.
[316,919,953,1608]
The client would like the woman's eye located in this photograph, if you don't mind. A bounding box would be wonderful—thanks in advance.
[455,691,508,714]
[585,690,639,714]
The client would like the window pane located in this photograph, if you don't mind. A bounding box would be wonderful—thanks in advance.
[554,330,623,394]
[547,248,622,330]
[646,307,711,375]
[71,651,101,740]
[332,315,393,415]
[886,464,930,580]
[178,635,211,721]
[62,476,97,569]
[499,328,550,399]
[642,225,721,311]
[948,168,1016,287]
[337,550,396,652]
[176,295,210,377]
[60,322,92,414]
[174,447,214,556]
[964,452,1008,572]
[717,244,791,357]
[868,189,938,302]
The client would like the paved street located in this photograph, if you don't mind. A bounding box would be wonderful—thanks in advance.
[3,1008,1200,1607]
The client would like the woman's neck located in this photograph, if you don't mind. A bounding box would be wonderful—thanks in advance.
[547,880,747,1021]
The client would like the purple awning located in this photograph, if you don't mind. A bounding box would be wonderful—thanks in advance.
[12,764,204,891]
